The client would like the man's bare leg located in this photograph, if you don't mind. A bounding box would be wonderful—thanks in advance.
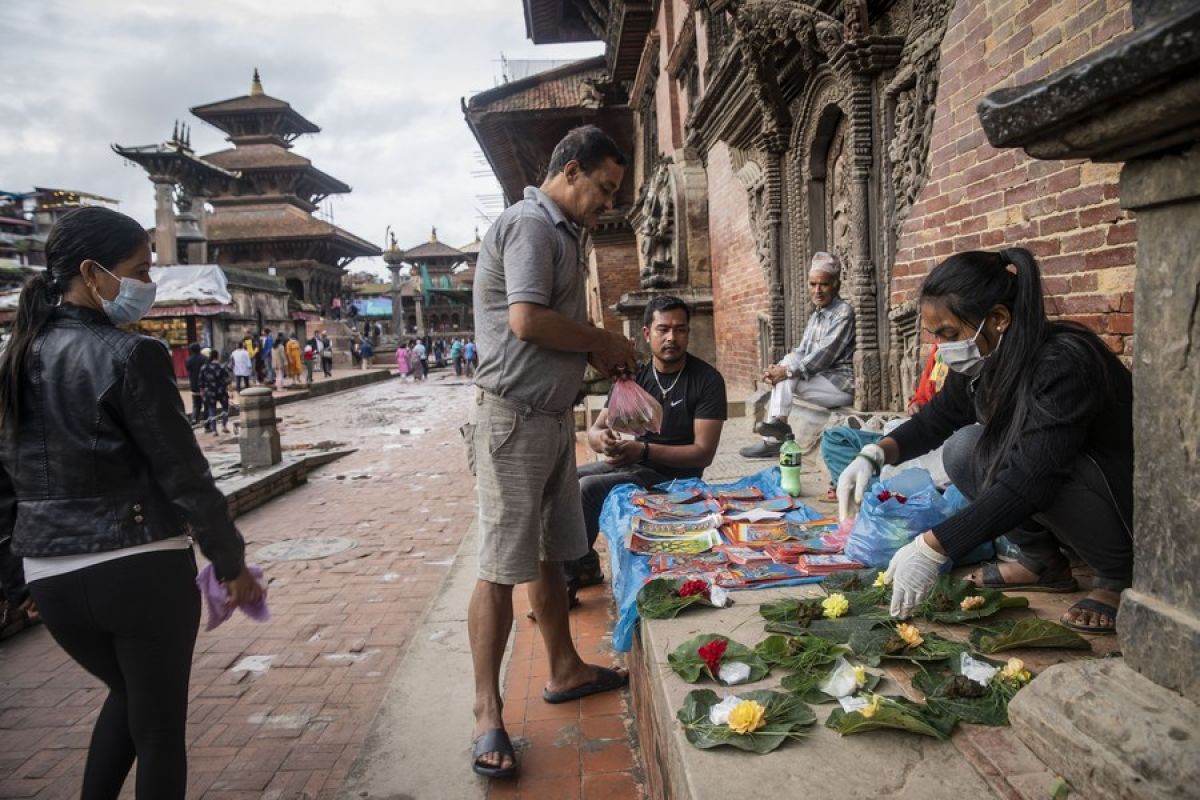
[528,561,624,694]
[468,578,515,770]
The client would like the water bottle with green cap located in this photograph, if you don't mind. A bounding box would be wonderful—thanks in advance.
[779,433,802,496]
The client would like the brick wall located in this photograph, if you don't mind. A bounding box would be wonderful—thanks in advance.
[589,237,642,331]
[893,0,1137,360]
[707,142,768,396]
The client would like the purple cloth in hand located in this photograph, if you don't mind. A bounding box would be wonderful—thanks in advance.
[196,563,270,631]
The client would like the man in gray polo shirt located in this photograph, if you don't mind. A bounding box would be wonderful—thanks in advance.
[467,125,638,779]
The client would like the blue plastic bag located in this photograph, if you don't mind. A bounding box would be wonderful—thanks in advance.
[844,469,956,568]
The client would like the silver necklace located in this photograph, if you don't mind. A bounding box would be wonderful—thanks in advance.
[653,358,686,399]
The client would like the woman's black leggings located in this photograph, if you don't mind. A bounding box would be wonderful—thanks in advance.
[28,549,200,800]
[943,424,1133,589]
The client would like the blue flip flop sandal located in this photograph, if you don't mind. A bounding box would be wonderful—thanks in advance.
[472,728,517,779]
[542,666,628,704]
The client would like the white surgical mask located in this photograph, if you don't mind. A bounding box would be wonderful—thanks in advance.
[939,318,1000,377]
[92,262,157,325]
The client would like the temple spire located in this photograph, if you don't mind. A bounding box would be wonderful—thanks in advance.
[431,226,438,242]
[251,68,264,96]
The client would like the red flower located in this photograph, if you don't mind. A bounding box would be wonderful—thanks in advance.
[878,490,893,502]
[678,579,710,599]
[698,638,728,674]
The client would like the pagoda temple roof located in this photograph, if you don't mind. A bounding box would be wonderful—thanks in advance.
[191,71,321,139]
[523,0,603,44]
[463,56,634,205]
[457,231,482,257]
[403,229,467,263]
[203,144,308,169]
[206,203,380,256]
[202,144,352,194]
[112,142,240,192]
[191,94,321,136]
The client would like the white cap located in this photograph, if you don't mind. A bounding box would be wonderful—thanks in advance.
[809,251,841,277]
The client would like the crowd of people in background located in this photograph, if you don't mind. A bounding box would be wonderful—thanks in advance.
[180,322,477,428]
[392,336,476,382]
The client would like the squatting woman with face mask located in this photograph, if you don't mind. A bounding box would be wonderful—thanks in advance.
[837,248,1133,634]
[0,206,262,799]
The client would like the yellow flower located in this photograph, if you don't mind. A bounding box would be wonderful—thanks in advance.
[873,571,887,588]
[727,699,767,735]
[999,657,1032,686]
[960,595,986,611]
[860,694,883,718]
[897,623,924,649]
[852,665,867,689]
[822,593,850,619]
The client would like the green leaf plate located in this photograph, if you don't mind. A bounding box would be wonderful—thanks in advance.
[677,689,817,753]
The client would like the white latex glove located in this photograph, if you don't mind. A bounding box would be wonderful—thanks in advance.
[837,444,884,522]
[884,534,949,619]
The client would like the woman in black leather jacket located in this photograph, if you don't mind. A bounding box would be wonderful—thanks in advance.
[0,206,262,799]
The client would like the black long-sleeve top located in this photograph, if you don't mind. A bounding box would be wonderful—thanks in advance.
[887,332,1133,560]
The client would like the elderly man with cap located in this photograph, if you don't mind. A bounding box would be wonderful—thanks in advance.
[741,251,856,459]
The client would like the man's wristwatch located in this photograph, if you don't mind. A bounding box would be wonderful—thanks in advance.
[640,441,650,464]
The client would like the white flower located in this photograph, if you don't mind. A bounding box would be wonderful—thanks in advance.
[708,695,743,726]
[718,661,753,685]
[818,657,861,698]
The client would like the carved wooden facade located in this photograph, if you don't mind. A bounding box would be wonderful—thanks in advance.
[685,0,954,409]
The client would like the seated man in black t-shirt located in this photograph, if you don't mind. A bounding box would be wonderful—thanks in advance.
[565,294,728,597]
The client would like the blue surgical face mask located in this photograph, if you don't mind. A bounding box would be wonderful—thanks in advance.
[92,262,157,325]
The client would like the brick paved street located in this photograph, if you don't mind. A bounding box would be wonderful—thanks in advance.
[0,374,484,799]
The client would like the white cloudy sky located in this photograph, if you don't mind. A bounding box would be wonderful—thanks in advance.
[1,0,600,277]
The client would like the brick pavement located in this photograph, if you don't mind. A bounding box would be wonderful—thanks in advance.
[0,375,485,799]
[486,536,643,800]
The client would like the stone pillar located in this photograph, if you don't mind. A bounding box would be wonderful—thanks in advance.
[197,198,209,264]
[832,35,903,412]
[387,263,404,337]
[237,387,281,469]
[151,176,178,266]
[977,4,1200,797]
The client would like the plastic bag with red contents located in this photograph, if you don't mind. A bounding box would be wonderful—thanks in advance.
[607,377,663,436]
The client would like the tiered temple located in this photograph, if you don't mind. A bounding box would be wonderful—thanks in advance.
[114,70,379,309]
[383,228,476,338]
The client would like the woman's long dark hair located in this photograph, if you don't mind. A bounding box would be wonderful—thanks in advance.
[919,248,1122,486]
[0,206,148,433]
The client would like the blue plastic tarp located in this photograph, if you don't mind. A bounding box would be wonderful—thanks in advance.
[600,467,827,653]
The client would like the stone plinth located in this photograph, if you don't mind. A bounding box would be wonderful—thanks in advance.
[1116,144,1200,701]
[1007,660,1200,800]
[237,387,281,469]
[977,3,1200,796]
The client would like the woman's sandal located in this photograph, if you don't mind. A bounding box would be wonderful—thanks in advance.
[1061,598,1118,634]
[472,728,518,779]
[974,562,1079,593]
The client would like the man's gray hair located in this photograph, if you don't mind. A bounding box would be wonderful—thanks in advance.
[809,251,841,277]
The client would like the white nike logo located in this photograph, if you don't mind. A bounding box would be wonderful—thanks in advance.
[671,398,684,407]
